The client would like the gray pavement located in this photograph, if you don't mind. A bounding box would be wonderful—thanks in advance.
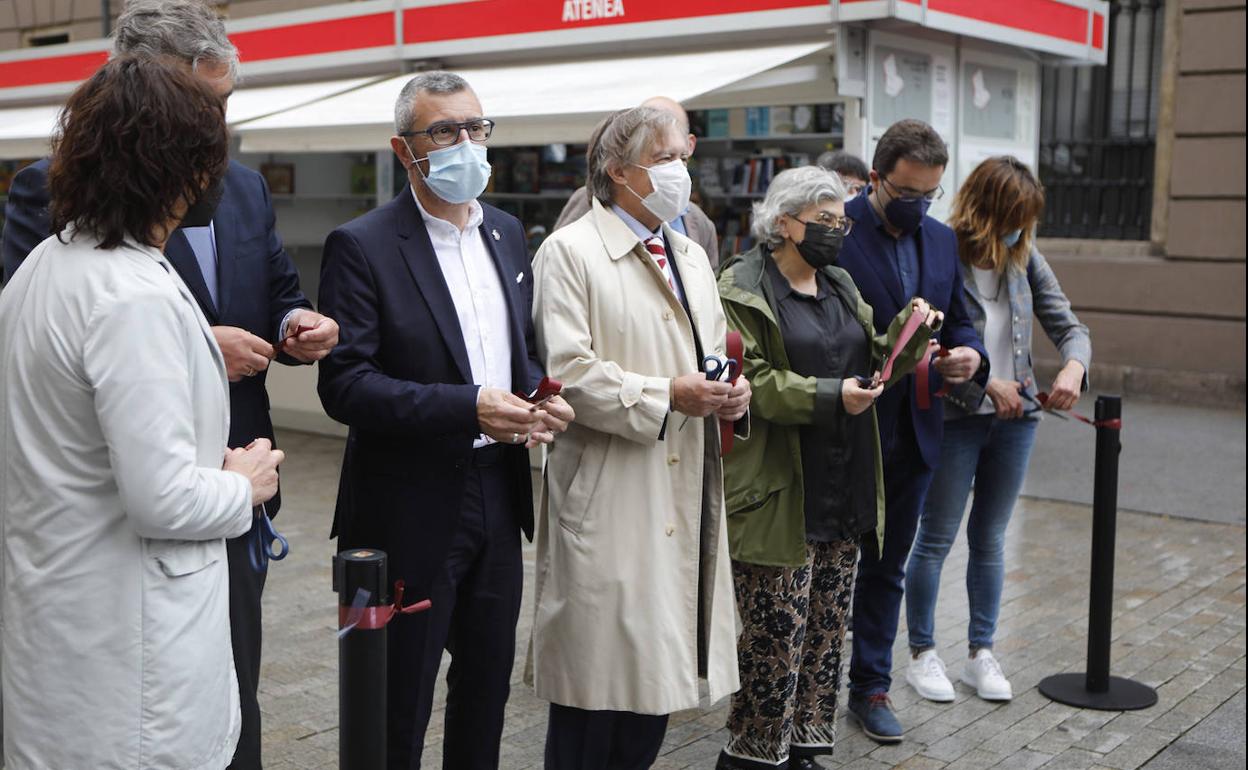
[1024,394,1246,526]
[1142,691,1246,770]
[258,421,1246,770]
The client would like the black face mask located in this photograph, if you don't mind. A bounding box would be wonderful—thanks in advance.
[794,220,844,269]
[180,178,224,228]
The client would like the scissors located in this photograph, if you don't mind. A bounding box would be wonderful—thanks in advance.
[1020,388,1065,419]
[678,354,740,431]
[702,354,738,383]
[249,503,290,573]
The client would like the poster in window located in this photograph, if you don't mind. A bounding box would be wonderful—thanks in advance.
[872,46,932,127]
[962,64,1018,140]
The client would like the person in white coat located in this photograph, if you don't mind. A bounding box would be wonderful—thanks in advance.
[530,105,751,769]
[0,57,284,769]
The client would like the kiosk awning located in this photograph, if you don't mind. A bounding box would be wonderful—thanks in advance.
[0,76,380,160]
[234,41,833,153]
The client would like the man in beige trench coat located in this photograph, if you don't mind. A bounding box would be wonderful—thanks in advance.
[530,106,751,768]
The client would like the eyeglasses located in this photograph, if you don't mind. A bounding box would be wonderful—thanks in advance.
[800,213,854,236]
[880,175,944,202]
[400,118,495,147]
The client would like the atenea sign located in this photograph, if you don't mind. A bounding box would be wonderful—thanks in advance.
[562,0,626,23]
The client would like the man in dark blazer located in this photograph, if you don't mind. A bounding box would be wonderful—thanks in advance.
[317,71,573,770]
[837,120,988,744]
[0,4,339,767]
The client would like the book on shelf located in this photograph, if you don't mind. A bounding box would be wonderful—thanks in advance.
[712,151,817,196]
[770,106,794,135]
[706,109,730,139]
[510,150,540,194]
[744,107,770,137]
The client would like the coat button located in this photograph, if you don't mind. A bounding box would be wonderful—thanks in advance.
[665,523,675,536]
[662,309,673,321]
[668,454,680,465]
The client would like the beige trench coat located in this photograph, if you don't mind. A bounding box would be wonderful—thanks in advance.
[528,198,740,714]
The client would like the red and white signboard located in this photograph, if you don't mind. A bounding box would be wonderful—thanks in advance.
[0,0,1107,103]
[836,0,1107,64]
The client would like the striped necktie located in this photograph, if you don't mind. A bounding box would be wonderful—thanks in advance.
[645,236,676,293]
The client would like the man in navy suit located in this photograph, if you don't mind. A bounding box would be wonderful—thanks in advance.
[837,120,988,744]
[0,3,339,767]
[317,71,574,770]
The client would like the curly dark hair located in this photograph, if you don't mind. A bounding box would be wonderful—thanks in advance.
[49,55,230,250]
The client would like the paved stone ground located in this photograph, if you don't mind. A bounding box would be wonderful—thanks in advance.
[260,430,1245,770]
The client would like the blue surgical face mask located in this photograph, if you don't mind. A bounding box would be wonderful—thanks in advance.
[1002,228,1023,248]
[409,139,492,204]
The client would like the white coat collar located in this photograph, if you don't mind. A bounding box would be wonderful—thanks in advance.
[590,197,693,264]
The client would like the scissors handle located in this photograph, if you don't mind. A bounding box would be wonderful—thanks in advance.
[249,504,290,573]
[703,354,730,381]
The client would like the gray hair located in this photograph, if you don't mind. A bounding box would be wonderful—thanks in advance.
[394,71,472,134]
[751,166,846,249]
[112,0,239,81]
[587,106,678,206]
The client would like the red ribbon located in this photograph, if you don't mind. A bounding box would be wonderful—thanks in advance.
[916,344,950,411]
[1036,392,1122,429]
[876,310,947,411]
[720,331,744,456]
[338,580,432,632]
[879,310,928,383]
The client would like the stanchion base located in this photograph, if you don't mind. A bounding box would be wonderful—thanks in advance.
[1039,673,1158,710]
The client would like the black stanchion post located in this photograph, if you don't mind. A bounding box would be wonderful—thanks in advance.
[1039,395,1158,710]
[334,549,389,769]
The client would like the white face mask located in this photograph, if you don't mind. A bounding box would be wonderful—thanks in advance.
[627,159,692,225]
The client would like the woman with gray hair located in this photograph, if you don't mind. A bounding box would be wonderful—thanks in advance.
[715,166,940,769]
[530,105,750,767]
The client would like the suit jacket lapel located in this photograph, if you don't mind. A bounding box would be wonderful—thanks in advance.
[394,189,473,384]
[478,210,529,390]
[848,195,905,309]
[164,229,219,324]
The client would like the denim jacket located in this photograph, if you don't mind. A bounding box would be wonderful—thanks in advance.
[944,246,1091,419]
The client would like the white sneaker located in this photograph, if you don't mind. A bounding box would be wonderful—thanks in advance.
[906,649,955,702]
[962,649,1013,701]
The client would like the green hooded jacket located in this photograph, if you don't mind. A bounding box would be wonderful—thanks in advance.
[717,244,934,566]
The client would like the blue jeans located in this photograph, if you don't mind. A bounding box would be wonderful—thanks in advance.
[905,414,1038,653]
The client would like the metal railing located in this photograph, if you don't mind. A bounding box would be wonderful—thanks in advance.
[1039,0,1164,240]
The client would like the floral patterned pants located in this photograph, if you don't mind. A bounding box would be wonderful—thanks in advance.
[725,539,858,765]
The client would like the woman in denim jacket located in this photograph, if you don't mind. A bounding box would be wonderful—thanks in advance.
[903,156,1091,704]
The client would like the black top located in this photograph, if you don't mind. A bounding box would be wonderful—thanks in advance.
[766,257,877,542]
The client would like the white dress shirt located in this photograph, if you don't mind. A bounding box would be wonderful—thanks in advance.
[412,188,513,447]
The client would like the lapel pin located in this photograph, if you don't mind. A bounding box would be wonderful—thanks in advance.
[491,228,501,241]
[516,272,525,284]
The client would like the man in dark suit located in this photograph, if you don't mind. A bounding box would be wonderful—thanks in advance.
[0,3,339,767]
[317,71,574,770]
[836,120,989,744]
